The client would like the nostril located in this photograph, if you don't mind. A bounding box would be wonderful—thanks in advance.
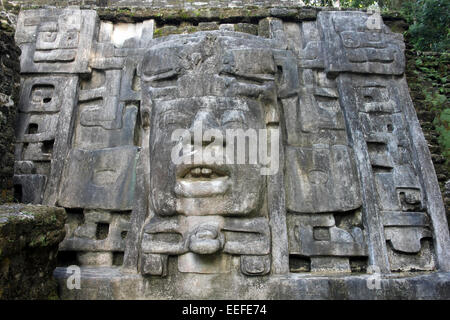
[202,136,215,147]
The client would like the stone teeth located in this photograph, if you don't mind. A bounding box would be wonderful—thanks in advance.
[186,167,219,178]
[191,168,201,177]
[201,168,212,176]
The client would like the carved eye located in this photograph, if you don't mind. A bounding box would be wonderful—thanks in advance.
[42,32,57,43]
[65,32,78,44]
[158,110,190,129]
[340,31,361,48]
[143,68,179,87]
[221,110,247,127]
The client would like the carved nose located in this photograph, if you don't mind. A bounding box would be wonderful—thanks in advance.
[191,110,219,130]
[189,110,220,147]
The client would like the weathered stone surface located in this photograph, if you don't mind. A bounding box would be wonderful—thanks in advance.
[285,145,362,213]
[15,8,97,73]
[14,74,78,206]
[318,11,405,75]
[9,6,450,299]
[0,204,66,299]
[54,266,450,299]
[58,146,138,210]
[337,73,450,272]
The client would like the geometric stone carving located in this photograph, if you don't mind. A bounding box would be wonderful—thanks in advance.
[73,68,138,150]
[337,71,445,272]
[141,215,271,275]
[318,11,405,75]
[385,227,432,254]
[141,253,168,276]
[287,212,368,273]
[60,210,130,251]
[283,21,324,69]
[15,8,97,74]
[14,75,78,205]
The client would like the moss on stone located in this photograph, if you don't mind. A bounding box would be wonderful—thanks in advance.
[0,204,66,299]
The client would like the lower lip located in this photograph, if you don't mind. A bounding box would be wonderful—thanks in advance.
[174,177,230,198]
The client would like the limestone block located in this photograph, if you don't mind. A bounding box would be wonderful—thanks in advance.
[178,252,231,274]
[58,146,138,210]
[311,257,351,273]
[285,144,362,213]
[386,239,436,271]
[15,9,98,73]
[282,69,348,147]
[77,252,113,267]
[141,253,168,276]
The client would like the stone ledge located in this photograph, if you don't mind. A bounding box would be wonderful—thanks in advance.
[13,4,407,25]
[54,267,450,299]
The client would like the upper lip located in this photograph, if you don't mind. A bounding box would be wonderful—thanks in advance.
[176,164,230,179]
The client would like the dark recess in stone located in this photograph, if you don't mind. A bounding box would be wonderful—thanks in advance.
[57,251,78,267]
[349,257,368,273]
[289,255,311,272]
[113,251,124,266]
[42,140,54,154]
[27,123,38,134]
[13,184,22,202]
[96,222,109,240]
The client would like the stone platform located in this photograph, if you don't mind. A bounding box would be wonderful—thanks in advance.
[54,267,450,300]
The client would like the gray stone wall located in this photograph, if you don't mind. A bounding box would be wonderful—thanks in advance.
[3,1,450,300]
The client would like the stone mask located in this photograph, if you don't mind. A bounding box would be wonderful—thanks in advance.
[142,32,280,217]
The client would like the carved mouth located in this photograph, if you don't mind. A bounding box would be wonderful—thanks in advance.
[175,165,231,197]
[180,165,228,180]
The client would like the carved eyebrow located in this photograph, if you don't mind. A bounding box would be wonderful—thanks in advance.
[221,110,247,124]
[156,105,195,117]
[157,110,191,125]
[142,68,179,82]
[219,70,275,84]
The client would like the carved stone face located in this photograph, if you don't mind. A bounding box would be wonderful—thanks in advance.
[142,32,278,217]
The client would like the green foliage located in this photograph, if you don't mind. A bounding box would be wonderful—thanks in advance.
[434,107,450,163]
[340,0,380,8]
[415,52,450,170]
[302,0,401,9]
[431,95,450,162]
[407,0,450,52]
[302,0,337,6]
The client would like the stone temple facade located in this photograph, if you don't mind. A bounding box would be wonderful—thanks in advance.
[11,4,450,299]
